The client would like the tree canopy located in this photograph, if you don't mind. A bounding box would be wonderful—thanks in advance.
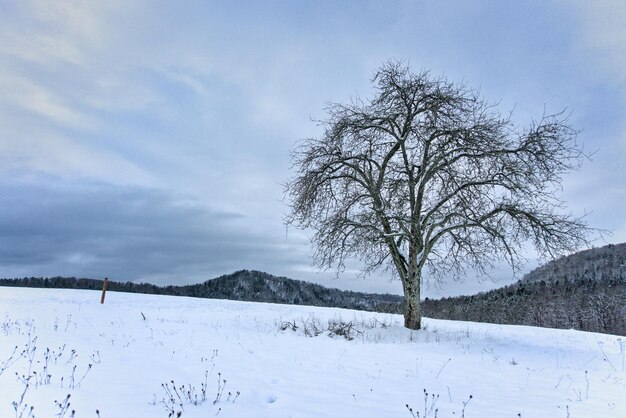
[286,61,591,329]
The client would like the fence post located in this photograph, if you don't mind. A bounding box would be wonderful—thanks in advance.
[101,277,109,304]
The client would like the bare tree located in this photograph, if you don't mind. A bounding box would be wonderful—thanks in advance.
[285,61,591,329]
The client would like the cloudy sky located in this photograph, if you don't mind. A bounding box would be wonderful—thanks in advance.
[1,1,625,297]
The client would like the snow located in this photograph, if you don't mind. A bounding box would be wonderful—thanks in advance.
[0,287,624,418]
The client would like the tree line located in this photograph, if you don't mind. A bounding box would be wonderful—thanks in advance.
[0,270,403,314]
[422,276,625,336]
[421,243,626,336]
[2,252,624,336]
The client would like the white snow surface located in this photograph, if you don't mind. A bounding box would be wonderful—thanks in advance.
[0,287,624,418]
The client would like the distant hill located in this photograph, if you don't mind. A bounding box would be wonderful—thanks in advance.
[0,270,403,314]
[521,242,626,284]
[2,243,625,335]
[423,242,626,335]
[187,270,403,312]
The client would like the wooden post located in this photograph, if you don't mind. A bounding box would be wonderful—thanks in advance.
[101,277,109,304]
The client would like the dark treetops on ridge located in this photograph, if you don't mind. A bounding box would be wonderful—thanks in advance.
[1,242,625,336]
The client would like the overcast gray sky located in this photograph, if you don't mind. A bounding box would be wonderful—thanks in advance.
[1,1,625,297]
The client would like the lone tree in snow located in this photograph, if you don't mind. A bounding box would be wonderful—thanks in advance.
[285,61,591,330]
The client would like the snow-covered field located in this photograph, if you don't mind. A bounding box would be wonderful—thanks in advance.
[0,287,624,418]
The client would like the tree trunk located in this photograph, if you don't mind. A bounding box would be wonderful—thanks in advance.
[402,273,422,330]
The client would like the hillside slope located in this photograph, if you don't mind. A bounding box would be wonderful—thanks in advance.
[522,242,626,284]
[2,243,625,335]
[0,270,403,313]
[424,242,626,335]
[186,270,402,311]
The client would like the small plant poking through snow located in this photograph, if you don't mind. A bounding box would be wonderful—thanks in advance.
[53,394,72,418]
[160,370,240,417]
[327,319,362,341]
[12,400,35,418]
[1,321,99,418]
[1,345,20,377]
[280,320,298,332]
[406,389,439,417]
[279,315,394,341]
[406,390,473,418]
[302,316,324,337]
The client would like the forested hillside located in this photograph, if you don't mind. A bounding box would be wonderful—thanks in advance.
[522,242,626,284]
[0,270,403,313]
[423,276,625,335]
[424,243,626,335]
[2,243,624,335]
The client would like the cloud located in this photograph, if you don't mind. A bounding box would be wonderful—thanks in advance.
[0,74,95,130]
[549,2,626,244]
[0,174,302,284]
[561,0,626,88]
